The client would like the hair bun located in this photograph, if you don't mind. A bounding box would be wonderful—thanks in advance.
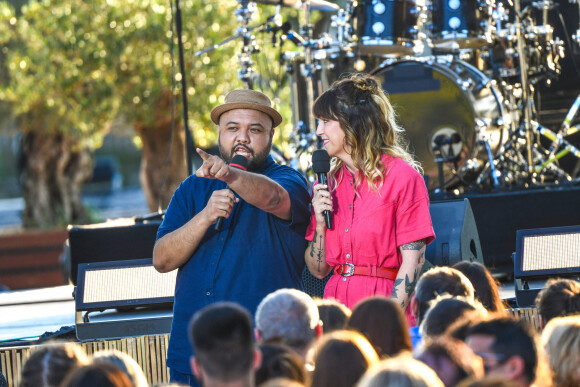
[351,73,378,93]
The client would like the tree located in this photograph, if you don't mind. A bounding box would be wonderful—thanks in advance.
[0,1,122,228]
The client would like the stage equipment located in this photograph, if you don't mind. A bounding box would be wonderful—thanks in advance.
[466,186,580,274]
[513,224,580,307]
[372,57,509,191]
[67,219,160,286]
[427,199,483,267]
[75,258,175,341]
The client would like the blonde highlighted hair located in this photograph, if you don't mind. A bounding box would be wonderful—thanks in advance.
[313,73,420,192]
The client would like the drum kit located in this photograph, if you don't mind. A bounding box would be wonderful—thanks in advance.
[200,0,580,194]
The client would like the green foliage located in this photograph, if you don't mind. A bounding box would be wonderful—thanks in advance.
[0,0,123,149]
[0,0,302,150]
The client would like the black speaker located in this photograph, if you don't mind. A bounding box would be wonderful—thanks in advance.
[427,198,483,267]
[67,220,160,285]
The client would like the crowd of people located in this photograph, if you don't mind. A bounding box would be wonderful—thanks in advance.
[6,269,580,387]
[4,74,580,386]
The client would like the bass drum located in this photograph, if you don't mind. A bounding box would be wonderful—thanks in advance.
[372,57,509,191]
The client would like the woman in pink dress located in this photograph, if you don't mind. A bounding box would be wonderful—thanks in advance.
[304,73,435,322]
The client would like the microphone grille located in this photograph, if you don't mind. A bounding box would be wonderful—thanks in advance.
[312,149,330,173]
[230,154,248,170]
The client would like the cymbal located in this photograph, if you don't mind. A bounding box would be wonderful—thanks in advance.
[253,0,340,12]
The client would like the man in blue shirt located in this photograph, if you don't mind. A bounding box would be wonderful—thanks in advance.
[153,89,310,386]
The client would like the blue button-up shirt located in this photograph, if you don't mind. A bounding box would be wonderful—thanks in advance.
[156,155,310,374]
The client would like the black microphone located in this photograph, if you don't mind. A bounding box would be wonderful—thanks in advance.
[311,149,333,230]
[215,154,248,231]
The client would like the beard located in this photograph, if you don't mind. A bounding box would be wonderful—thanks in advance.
[218,136,272,172]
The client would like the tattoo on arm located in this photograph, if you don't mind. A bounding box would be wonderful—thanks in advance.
[317,233,323,272]
[401,239,427,251]
[404,268,419,296]
[310,232,317,258]
[391,278,403,299]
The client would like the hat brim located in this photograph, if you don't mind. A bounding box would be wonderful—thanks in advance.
[211,102,283,128]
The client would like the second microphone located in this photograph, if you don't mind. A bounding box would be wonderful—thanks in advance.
[312,149,333,230]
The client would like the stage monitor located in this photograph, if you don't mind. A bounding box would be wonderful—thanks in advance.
[75,258,176,312]
[514,224,580,278]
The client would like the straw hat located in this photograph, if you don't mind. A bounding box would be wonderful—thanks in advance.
[210,89,282,128]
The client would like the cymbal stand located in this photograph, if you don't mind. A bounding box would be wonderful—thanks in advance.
[514,0,536,177]
[300,0,317,141]
[235,1,259,88]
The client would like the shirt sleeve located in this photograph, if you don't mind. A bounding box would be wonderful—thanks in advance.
[395,168,436,247]
[156,179,195,241]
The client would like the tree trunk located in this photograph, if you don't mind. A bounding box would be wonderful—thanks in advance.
[20,131,93,229]
[135,90,188,213]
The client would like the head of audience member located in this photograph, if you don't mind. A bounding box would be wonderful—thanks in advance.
[412,267,475,325]
[535,278,580,328]
[255,342,306,387]
[92,349,148,387]
[456,376,520,387]
[310,330,379,387]
[314,297,351,333]
[356,355,445,387]
[346,296,411,357]
[255,289,321,360]
[446,311,488,342]
[20,342,88,387]
[60,362,133,387]
[415,337,485,387]
[452,261,506,313]
[465,317,539,387]
[541,315,580,387]
[189,302,261,387]
[260,378,305,387]
[421,295,487,339]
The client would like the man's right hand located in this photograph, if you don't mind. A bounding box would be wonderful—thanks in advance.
[202,188,239,224]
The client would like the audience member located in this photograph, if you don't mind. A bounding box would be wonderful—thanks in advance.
[421,295,486,339]
[60,362,133,387]
[453,261,506,313]
[446,312,488,342]
[457,376,519,387]
[0,372,7,387]
[20,342,88,387]
[309,330,378,387]
[356,355,445,387]
[93,349,148,387]
[346,296,411,357]
[465,317,539,387]
[255,343,306,386]
[255,288,321,361]
[541,315,580,387]
[189,302,261,387]
[415,337,484,387]
[260,378,304,387]
[535,278,580,328]
[410,267,474,347]
[314,298,351,333]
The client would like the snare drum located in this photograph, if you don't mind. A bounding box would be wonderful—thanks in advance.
[352,0,424,55]
[372,57,509,190]
[431,0,494,50]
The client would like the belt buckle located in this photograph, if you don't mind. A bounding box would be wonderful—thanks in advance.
[339,262,355,277]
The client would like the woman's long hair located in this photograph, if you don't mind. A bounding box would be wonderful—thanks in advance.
[313,73,420,192]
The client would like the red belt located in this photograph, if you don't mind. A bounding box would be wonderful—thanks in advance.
[334,263,398,280]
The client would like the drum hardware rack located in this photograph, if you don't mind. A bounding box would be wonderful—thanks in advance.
[192,0,580,193]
